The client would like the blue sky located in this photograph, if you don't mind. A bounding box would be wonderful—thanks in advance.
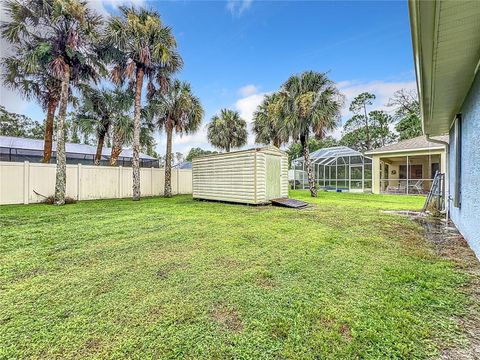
[0,0,417,156]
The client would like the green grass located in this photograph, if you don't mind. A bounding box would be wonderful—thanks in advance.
[0,191,472,359]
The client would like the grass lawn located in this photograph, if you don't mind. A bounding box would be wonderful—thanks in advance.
[0,191,475,359]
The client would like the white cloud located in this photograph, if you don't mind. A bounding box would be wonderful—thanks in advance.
[238,84,259,97]
[338,79,417,118]
[154,126,211,157]
[235,92,269,145]
[329,79,417,139]
[0,88,31,115]
[86,0,145,17]
[226,0,253,16]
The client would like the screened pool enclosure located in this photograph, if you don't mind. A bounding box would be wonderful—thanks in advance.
[291,146,372,192]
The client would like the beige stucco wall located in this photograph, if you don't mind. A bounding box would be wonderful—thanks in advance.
[0,161,192,205]
[370,149,446,194]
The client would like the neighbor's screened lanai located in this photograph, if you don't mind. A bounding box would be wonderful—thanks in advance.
[291,146,372,192]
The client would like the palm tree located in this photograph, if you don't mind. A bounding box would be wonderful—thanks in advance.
[253,92,288,148]
[78,87,133,165]
[2,0,105,205]
[105,7,182,201]
[281,71,343,197]
[144,79,203,197]
[207,109,248,152]
[110,114,133,166]
[110,113,157,167]
[2,32,63,163]
[65,111,95,144]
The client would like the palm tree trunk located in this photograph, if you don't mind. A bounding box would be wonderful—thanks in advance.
[301,133,317,197]
[42,97,58,163]
[94,123,109,165]
[54,65,70,205]
[109,128,123,166]
[164,121,173,198]
[132,66,144,201]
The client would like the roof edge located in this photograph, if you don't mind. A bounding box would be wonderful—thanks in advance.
[365,146,445,155]
[192,145,285,161]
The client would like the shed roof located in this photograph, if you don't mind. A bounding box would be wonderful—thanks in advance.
[193,145,285,161]
[365,135,448,155]
[0,135,156,160]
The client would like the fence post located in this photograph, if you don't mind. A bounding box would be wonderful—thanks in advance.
[77,163,82,201]
[151,167,154,196]
[23,161,30,204]
[118,166,123,198]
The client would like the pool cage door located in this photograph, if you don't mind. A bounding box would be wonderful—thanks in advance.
[349,165,363,192]
[292,148,372,193]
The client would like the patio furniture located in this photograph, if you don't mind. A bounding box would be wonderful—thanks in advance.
[386,184,406,194]
[408,180,424,194]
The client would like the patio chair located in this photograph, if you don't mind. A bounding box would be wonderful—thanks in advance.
[408,180,424,194]
[386,185,398,194]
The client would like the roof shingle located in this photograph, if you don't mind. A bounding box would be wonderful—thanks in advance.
[365,135,448,154]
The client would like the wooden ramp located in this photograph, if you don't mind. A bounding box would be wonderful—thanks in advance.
[270,198,308,208]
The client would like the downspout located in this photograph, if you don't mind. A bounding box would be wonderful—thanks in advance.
[425,134,449,220]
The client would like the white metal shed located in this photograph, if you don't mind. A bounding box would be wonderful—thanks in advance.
[192,146,288,204]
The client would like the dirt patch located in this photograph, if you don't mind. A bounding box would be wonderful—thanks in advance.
[210,303,243,333]
[155,263,186,280]
[84,338,101,351]
[317,315,352,342]
[41,195,77,205]
[339,323,353,342]
[255,276,276,290]
[14,267,45,281]
[413,216,480,360]
[77,337,102,356]
[214,256,241,269]
[251,269,276,290]
[270,318,291,339]
[382,210,426,217]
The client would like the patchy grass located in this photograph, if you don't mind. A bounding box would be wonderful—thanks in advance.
[0,191,475,359]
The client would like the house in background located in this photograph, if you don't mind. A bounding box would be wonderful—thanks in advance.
[173,161,192,169]
[409,0,480,258]
[367,135,447,194]
[0,135,159,168]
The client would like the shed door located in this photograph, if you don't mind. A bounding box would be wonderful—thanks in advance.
[266,155,281,200]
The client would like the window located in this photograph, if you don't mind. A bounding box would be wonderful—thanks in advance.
[383,163,389,179]
[431,163,439,179]
[454,115,462,208]
[399,164,422,179]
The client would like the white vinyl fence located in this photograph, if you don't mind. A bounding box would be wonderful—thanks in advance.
[0,161,192,205]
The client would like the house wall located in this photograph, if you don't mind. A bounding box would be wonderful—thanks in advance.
[449,72,480,259]
[0,161,192,205]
